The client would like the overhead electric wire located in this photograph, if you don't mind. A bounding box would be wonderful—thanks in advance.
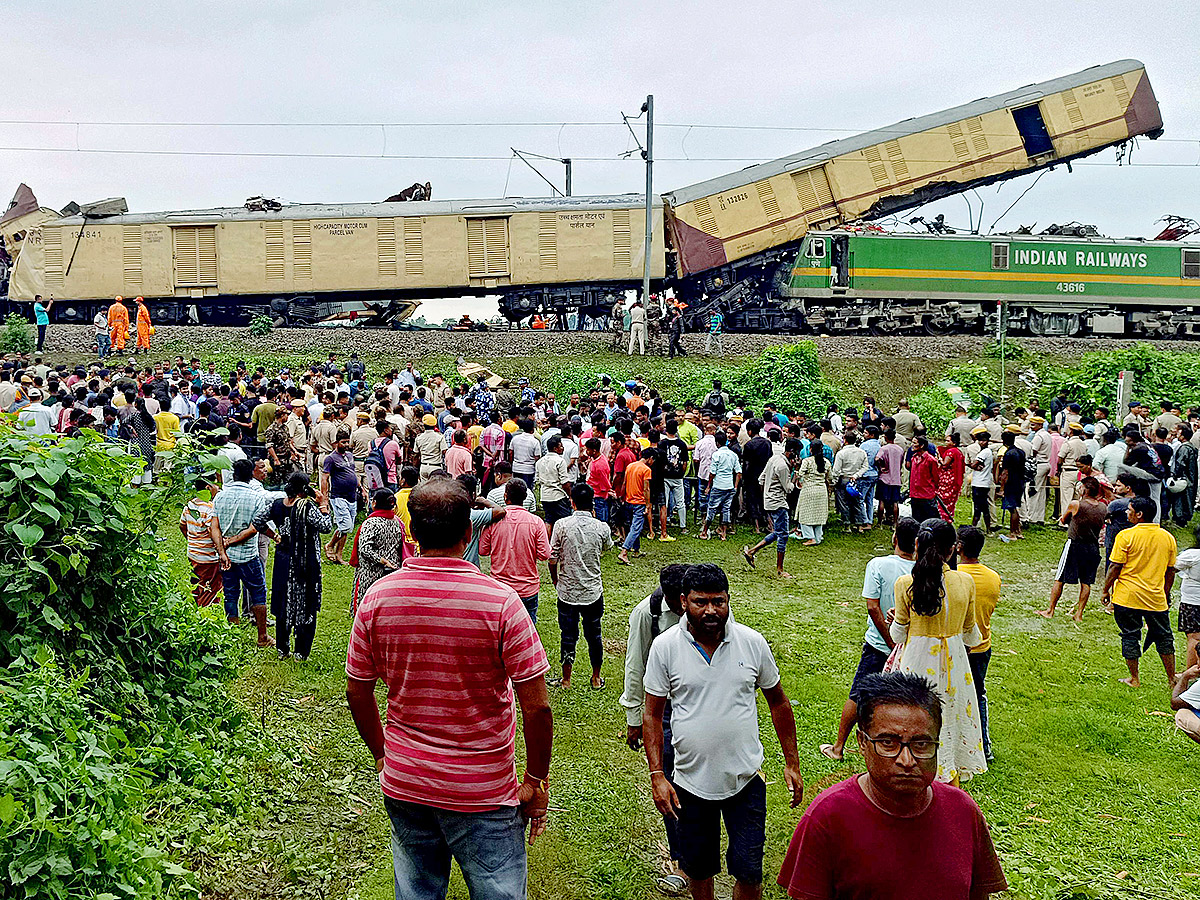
[0,117,1196,144]
[0,144,1195,167]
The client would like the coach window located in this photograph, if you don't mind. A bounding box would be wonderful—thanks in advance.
[991,243,1009,271]
[1183,248,1200,279]
[809,237,826,259]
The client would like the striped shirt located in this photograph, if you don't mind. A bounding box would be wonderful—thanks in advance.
[180,498,219,563]
[346,557,550,811]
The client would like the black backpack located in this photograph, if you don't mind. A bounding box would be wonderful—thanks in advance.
[702,390,726,418]
[648,587,666,639]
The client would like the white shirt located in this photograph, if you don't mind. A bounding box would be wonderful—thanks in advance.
[619,592,683,727]
[643,617,781,800]
[970,446,994,489]
[535,452,571,502]
[561,435,580,478]
[510,432,542,474]
[18,402,56,435]
[486,484,537,514]
[217,444,248,483]
[1175,548,1200,606]
[1093,443,1124,484]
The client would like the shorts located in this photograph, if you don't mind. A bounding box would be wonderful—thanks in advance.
[542,497,572,528]
[1001,490,1022,511]
[877,483,900,505]
[1055,538,1100,585]
[1179,603,1200,634]
[848,643,890,704]
[651,486,666,510]
[329,497,356,534]
[675,776,766,884]
[1113,604,1175,660]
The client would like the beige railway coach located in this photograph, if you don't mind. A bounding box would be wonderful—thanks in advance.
[9,194,665,321]
[664,59,1163,278]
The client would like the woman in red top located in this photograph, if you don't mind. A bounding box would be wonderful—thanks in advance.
[936,433,966,522]
[907,436,940,522]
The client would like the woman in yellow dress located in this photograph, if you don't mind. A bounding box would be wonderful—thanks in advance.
[890,517,987,784]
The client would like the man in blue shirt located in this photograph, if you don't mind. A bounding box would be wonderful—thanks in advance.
[32,295,53,351]
[699,431,741,542]
[704,311,724,355]
[820,517,919,761]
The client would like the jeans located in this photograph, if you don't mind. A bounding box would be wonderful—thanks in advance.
[223,558,266,620]
[692,479,710,518]
[558,597,603,670]
[971,486,993,530]
[96,331,110,358]
[743,481,765,530]
[835,479,865,525]
[36,324,46,351]
[799,523,824,543]
[623,503,647,551]
[664,478,686,528]
[968,648,992,759]
[593,496,608,523]
[520,592,539,624]
[910,497,939,522]
[764,507,790,553]
[706,486,734,525]
[384,797,527,900]
[859,477,877,524]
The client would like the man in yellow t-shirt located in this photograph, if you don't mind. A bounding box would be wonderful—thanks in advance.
[957,525,1001,761]
[1101,496,1177,688]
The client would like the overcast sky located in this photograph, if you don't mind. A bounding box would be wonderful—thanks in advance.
[4,1,1198,319]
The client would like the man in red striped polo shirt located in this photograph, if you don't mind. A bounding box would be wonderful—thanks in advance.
[346,479,554,900]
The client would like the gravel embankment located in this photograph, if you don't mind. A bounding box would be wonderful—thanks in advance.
[30,325,1200,363]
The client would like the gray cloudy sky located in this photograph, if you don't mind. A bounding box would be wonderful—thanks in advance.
[4,1,1198,318]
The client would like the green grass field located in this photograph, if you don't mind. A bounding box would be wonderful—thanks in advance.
[166,513,1200,900]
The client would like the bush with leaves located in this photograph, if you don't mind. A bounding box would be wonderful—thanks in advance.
[1033,343,1200,413]
[248,314,274,337]
[0,423,258,898]
[1,312,35,355]
[909,363,994,438]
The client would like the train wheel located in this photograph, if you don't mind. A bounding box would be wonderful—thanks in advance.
[1028,311,1047,336]
[923,315,955,336]
[870,319,902,336]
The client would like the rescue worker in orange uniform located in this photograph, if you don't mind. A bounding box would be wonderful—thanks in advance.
[135,297,152,353]
[108,296,130,353]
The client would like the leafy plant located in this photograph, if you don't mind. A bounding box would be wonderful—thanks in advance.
[909,363,993,436]
[1,313,35,355]
[0,424,260,898]
[248,314,274,337]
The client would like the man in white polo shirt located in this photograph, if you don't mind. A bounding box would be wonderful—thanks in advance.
[642,563,803,900]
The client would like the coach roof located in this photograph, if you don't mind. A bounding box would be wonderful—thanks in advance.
[665,59,1153,207]
[50,193,664,228]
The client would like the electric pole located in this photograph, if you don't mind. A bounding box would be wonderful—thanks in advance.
[641,95,654,308]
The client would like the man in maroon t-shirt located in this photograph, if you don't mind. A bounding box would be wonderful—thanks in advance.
[778,672,1006,900]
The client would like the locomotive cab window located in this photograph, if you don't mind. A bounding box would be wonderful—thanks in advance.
[808,237,826,259]
[1183,248,1200,279]
[991,243,1009,270]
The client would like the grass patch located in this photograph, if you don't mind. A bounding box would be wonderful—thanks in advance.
[169,516,1200,900]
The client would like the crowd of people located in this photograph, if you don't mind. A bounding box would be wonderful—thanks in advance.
[8,344,1200,900]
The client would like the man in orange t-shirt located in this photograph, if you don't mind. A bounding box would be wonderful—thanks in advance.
[618,448,655,564]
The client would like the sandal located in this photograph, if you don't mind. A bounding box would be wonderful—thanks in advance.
[819,743,844,761]
[657,874,688,896]
[742,546,756,568]
[590,677,606,691]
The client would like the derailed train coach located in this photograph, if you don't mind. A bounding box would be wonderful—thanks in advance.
[665,59,1163,325]
[781,230,1200,337]
[6,59,1164,329]
[8,195,665,326]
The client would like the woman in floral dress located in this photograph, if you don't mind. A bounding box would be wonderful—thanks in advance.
[889,517,987,784]
[794,425,835,545]
[349,488,408,615]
